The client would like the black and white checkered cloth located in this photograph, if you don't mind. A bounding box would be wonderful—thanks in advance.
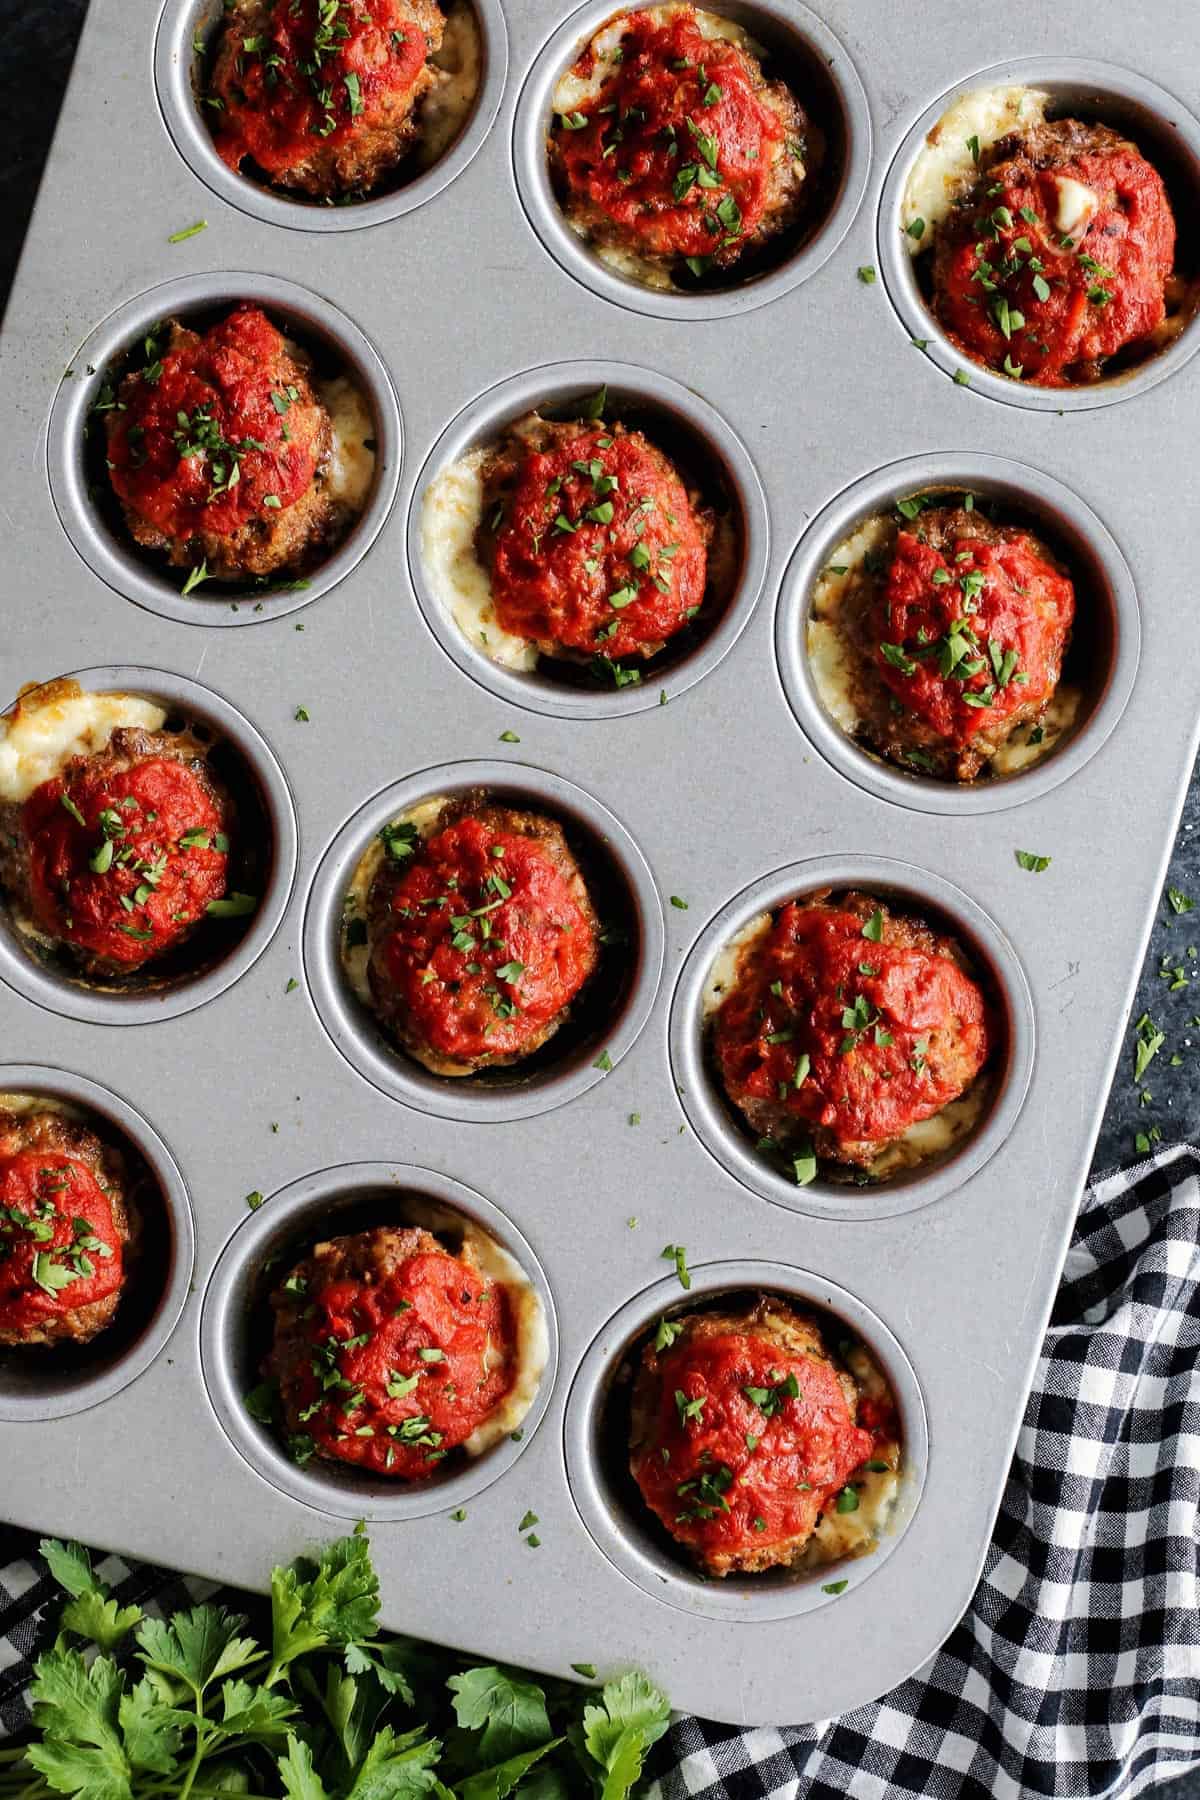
[3,1149,1198,1797]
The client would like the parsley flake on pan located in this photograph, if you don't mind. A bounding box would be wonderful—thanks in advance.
[17,1531,670,1799]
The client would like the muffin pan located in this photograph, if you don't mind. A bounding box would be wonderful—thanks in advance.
[1,0,1198,1733]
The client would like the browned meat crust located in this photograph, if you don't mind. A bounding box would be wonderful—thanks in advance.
[366,797,600,1074]
[0,1107,135,1348]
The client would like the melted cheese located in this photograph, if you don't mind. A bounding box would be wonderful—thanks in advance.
[418,2,482,167]
[1052,174,1099,237]
[397,1197,550,1456]
[902,85,1048,249]
[317,376,376,512]
[0,1092,86,1123]
[800,1338,902,1570]
[340,795,450,1005]
[420,450,538,673]
[702,904,990,1179]
[0,682,165,804]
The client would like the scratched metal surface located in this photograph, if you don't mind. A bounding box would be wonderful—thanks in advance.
[0,0,1198,1729]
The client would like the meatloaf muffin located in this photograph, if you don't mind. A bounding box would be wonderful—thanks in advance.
[0,1107,135,1348]
[710,889,990,1173]
[209,0,446,198]
[0,686,233,979]
[364,798,601,1074]
[550,4,810,289]
[266,1224,520,1476]
[104,306,346,583]
[630,1297,897,1576]
[812,500,1076,783]
[906,88,1178,386]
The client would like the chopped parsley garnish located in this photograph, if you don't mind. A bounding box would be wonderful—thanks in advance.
[1015,850,1051,872]
[661,1243,691,1290]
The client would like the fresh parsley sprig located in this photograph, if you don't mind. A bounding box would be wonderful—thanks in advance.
[0,1530,670,1799]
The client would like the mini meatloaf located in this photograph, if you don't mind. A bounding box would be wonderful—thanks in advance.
[104,306,347,582]
[930,113,1176,385]
[0,705,232,978]
[549,4,809,285]
[711,889,990,1172]
[365,799,600,1074]
[815,502,1076,782]
[266,1225,519,1476]
[209,0,445,197]
[0,1107,134,1348]
[630,1297,894,1576]
[475,412,715,662]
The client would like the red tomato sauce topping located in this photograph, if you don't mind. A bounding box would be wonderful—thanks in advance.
[873,527,1075,750]
[556,10,787,263]
[214,0,429,179]
[491,426,708,657]
[106,308,318,542]
[375,816,598,1062]
[938,145,1175,383]
[0,1152,124,1335]
[23,757,229,968]
[287,1249,516,1476]
[713,903,989,1149]
[633,1327,874,1560]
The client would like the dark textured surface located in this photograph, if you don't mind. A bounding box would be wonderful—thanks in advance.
[1,3,1198,1788]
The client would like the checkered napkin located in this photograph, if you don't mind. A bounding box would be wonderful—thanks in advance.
[2,1149,1198,1798]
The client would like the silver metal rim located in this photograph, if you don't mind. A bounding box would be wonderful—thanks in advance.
[46,273,403,625]
[199,1161,559,1520]
[876,57,1200,412]
[512,0,872,322]
[668,855,1036,1219]
[153,0,509,233]
[563,1258,929,1622]
[302,760,666,1120]
[775,453,1142,815]
[0,1065,195,1423]
[0,666,298,1026]
[406,359,771,719]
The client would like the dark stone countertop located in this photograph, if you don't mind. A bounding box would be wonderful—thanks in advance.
[1,10,1198,1789]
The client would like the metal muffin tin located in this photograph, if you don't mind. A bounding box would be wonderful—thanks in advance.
[0,0,1198,1730]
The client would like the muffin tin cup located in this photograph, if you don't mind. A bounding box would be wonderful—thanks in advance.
[563,1258,929,1622]
[669,855,1037,1220]
[512,0,872,322]
[775,453,1141,816]
[0,666,298,1026]
[46,272,403,625]
[876,58,1200,412]
[199,1161,559,1521]
[406,359,771,719]
[153,0,508,233]
[302,760,665,1120]
[0,1064,195,1423]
